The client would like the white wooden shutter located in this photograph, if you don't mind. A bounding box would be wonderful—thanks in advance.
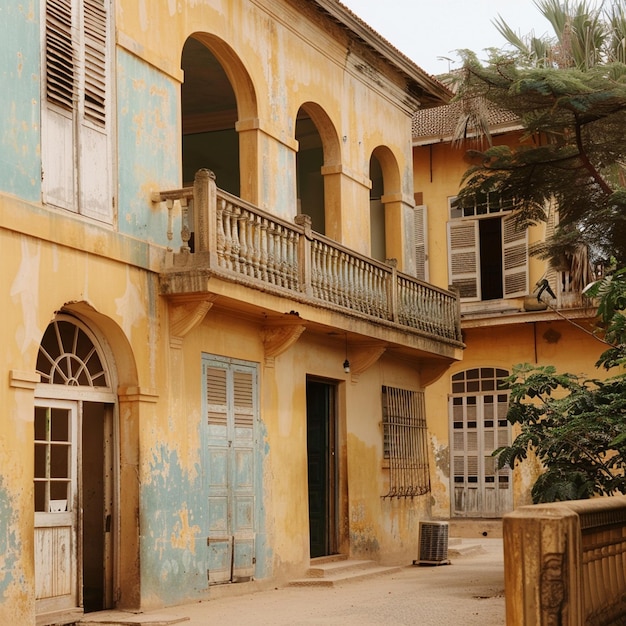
[447,220,480,301]
[502,213,528,298]
[43,0,76,210]
[414,205,429,282]
[79,0,112,223]
[42,0,112,222]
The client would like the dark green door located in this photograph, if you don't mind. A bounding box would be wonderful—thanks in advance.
[306,379,337,558]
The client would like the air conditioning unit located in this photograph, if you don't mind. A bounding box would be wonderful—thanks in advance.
[414,521,450,566]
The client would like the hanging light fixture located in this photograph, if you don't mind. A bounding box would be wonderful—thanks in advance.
[343,334,350,373]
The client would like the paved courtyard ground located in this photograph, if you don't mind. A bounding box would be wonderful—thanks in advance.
[85,539,505,626]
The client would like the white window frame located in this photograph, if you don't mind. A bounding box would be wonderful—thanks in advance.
[447,196,528,302]
[41,0,113,224]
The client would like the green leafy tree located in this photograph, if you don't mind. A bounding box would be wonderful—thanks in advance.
[449,0,626,266]
[497,268,626,502]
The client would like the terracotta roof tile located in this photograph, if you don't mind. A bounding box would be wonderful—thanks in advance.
[412,100,520,142]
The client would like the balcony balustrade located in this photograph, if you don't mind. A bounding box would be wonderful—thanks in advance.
[153,169,462,347]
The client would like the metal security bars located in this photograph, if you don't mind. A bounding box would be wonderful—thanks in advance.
[382,386,431,498]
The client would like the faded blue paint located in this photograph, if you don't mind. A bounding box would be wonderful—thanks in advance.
[0,476,20,599]
[141,429,269,604]
[116,49,180,246]
[141,446,208,604]
[0,3,41,202]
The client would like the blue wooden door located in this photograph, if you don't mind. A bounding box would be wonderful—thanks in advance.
[203,357,257,585]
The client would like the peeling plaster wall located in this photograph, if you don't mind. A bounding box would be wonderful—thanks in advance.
[0,225,158,620]
[0,3,40,202]
[117,49,180,246]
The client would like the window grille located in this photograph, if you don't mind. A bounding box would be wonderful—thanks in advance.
[382,386,430,498]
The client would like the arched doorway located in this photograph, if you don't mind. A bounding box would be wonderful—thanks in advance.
[34,314,117,621]
[296,109,325,234]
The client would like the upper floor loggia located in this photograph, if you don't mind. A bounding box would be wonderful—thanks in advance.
[148,16,463,368]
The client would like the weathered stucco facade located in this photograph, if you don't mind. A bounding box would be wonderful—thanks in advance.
[1,1,462,623]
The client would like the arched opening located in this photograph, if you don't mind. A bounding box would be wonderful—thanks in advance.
[296,109,325,234]
[295,103,341,238]
[181,37,240,195]
[34,313,119,620]
[369,146,402,263]
[369,154,385,261]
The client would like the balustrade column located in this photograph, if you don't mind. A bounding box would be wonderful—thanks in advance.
[193,169,218,265]
[388,262,399,323]
[294,214,313,297]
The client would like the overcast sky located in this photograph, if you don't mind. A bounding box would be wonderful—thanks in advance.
[339,0,556,75]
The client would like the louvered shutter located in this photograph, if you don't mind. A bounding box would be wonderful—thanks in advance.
[447,220,480,301]
[414,205,429,282]
[79,0,111,222]
[204,364,232,585]
[203,358,257,585]
[231,368,255,581]
[42,0,112,222]
[502,213,528,298]
[43,0,76,210]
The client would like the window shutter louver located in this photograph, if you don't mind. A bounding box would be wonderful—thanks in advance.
[502,213,528,297]
[414,205,429,282]
[78,0,111,222]
[233,370,254,429]
[43,0,76,210]
[447,220,480,301]
[206,366,228,430]
[83,0,107,126]
[45,0,75,110]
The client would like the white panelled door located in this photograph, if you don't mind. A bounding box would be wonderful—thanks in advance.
[34,400,79,615]
[450,368,513,518]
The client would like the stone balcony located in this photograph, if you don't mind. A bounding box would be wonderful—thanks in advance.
[153,169,464,370]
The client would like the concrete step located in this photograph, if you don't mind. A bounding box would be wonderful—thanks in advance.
[76,611,189,625]
[447,539,487,558]
[288,558,403,587]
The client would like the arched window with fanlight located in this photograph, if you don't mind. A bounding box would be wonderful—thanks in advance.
[36,317,111,388]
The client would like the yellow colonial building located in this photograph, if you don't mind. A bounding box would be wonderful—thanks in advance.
[1,1,463,624]
[413,101,607,521]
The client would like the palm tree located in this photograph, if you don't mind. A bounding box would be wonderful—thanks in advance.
[493,0,624,69]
